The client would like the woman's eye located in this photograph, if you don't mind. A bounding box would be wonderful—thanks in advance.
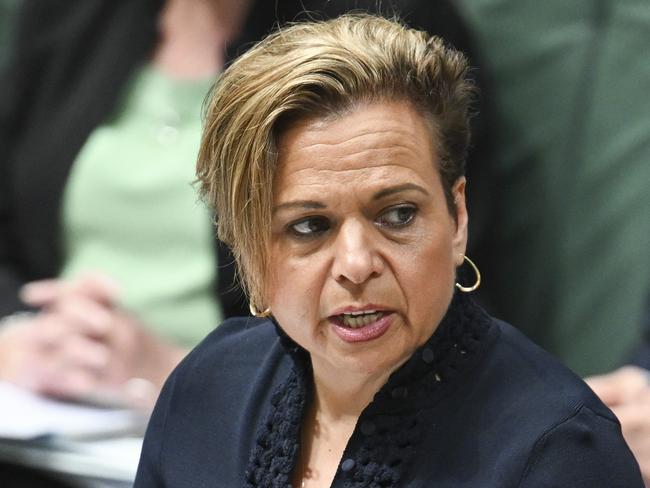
[288,216,330,237]
[376,205,417,227]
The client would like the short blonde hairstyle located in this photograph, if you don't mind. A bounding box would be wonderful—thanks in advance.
[197,14,475,310]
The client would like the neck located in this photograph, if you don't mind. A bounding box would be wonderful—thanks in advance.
[310,357,394,421]
[293,366,377,488]
[294,362,396,487]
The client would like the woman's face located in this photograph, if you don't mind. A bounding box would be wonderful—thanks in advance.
[267,101,467,383]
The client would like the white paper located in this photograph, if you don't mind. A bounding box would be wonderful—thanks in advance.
[0,381,144,440]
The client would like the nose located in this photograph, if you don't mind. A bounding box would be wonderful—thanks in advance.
[331,219,383,285]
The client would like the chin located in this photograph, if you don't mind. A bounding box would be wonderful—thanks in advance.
[328,341,413,379]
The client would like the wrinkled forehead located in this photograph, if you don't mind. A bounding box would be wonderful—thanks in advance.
[275,100,437,168]
[272,100,441,203]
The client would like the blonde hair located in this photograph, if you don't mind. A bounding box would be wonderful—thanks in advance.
[196,14,475,310]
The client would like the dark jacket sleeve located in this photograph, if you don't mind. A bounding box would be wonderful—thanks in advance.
[134,368,178,487]
[518,405,643,487]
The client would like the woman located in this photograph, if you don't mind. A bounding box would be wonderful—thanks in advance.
[135,15,642,487]
[0,0,487,411]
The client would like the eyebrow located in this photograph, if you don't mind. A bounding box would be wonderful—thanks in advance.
[273,183,429,213]
[273,200,326,213]
[373,183,430,200]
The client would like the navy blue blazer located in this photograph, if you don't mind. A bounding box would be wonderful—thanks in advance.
[135,294,642,487]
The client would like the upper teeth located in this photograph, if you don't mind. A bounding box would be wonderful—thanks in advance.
[341,311,382,328]
[347,310,377,316]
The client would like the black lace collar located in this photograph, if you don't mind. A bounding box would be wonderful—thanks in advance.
[245,293,495,487]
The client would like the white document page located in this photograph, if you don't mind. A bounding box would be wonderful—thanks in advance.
[0,381,144,440]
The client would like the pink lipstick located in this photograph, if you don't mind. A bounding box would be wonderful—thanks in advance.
[329,309,394,343]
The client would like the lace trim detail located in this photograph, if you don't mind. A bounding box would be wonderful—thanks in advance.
[245,293,493,487]
[245,351,311,488]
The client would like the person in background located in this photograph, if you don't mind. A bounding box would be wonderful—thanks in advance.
[135,14,642,487]
[0,0,256,407]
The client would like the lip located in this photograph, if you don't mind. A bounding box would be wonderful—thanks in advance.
[328,311,395,343]
[330,304,391,316]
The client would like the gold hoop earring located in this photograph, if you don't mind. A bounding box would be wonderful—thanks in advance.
[455,254,481,293]
[249,303,272,318]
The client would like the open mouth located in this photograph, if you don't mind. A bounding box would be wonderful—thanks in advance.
[336,310,386,328]
[329,310,394,343]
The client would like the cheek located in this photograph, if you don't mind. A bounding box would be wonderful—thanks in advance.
[405,251,455,293]
[399,232,457,321]
[407,221,457,274]
[268,266,308,345]
[267,250,328,336]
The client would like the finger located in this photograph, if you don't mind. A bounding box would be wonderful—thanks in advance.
[53,296,113,337]
[611,402,650,435]
[0,324,45,386]
[32,315,75,348]
[72,272,121,305]
[585,377,624,406]
[21,274,122,310]
[58,334,111,373]
[28,342,107,400]
[34,312,93,346]
[37,366,100,400]
[32,312,109,355]
[620,366,650,398]
[586,366,650,405]
[20,279,66,307]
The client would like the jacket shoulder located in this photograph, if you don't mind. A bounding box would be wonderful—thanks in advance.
[488,320,643,486]
[493,319,613,418]
[180,316,279,372]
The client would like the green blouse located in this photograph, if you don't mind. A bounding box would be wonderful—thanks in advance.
[60,66,221,347]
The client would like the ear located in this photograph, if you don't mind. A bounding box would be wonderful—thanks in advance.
[450,177,468,266]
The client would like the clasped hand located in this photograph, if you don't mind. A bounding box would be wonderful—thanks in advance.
[0,274,186,409]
